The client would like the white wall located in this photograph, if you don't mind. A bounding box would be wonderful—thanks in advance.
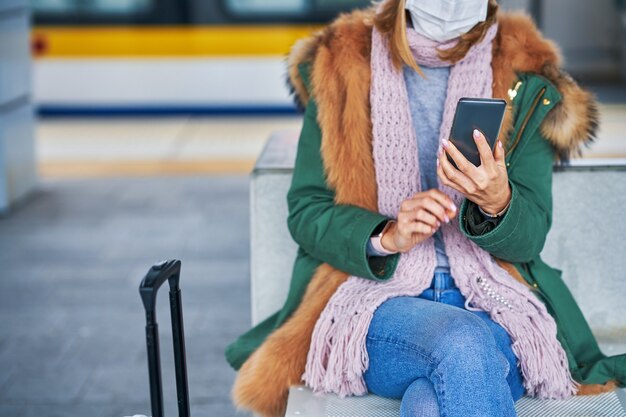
[0,1,36,213]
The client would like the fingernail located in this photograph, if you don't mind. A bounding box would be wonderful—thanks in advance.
[442,138,449,148]
[450,203,457,211]
[436,221,441,227]
[498,140,503,148]
[473,129,480,139]
[436,158,440,166]
[444,215,449,223]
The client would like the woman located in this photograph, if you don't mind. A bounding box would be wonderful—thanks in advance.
[226,1,625,416]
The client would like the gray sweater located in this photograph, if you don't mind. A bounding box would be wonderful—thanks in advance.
[365,65,452,273]
[404,64,452,273]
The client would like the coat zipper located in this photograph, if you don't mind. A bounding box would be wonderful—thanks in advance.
[505,83,547,293]
[522,262,539,290]
[505,86,547,159]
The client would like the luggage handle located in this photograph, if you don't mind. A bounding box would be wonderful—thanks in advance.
[139,260,190,417]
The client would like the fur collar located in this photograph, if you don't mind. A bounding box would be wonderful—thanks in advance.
[286,6,599,166]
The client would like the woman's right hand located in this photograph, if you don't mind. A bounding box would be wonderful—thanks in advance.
[381,189,458,253]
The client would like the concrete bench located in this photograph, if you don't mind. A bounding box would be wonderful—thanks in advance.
[250,131,626,416]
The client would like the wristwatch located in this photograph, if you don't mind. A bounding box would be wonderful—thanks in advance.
[371,220,398,255]
[478,198,511,218]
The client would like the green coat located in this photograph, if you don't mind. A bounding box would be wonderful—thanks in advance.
[226,63,625,389]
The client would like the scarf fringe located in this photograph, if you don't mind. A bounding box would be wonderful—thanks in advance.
[451,242,578,399]
[303,286,373,397]
[474,295,580,398]
[303,274,433,397]
[500,308,579,398]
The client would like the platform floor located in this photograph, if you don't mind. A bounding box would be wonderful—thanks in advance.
[0,176,253,417]
[36,116,303,178]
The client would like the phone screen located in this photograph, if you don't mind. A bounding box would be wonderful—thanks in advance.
[446,98,507,169]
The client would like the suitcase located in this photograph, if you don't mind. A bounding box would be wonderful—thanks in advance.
[139,260,190,417]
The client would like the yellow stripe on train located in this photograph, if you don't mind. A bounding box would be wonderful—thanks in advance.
[32,26,320,58]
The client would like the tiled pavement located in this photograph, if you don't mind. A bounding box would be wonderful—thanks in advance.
[0,176,253,417]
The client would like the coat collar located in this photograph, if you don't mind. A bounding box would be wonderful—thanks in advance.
[286,6,599,167]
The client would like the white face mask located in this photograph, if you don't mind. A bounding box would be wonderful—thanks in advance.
[405,0,489,42]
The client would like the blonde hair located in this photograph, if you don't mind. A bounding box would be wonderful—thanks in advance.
[373,0,499,76]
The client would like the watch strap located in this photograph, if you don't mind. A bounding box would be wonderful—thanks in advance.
[478,198,511,218]
[370,220,398,255]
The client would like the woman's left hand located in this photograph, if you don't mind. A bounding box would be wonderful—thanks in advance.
[436,129,512,215]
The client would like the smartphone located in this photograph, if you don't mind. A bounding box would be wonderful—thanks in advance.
[446,98,507,170]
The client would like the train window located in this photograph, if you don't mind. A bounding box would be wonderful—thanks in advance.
[316,0,372,10]
[224,0,309,17]
[33,0,152,14]
[222,0,371,20]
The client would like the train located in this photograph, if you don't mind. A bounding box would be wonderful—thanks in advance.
[32,0,624,115]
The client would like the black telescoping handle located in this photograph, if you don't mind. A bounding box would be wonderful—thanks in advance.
[139,260,190,417]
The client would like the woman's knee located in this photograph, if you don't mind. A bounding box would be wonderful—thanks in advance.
[433,309,510,375]
[401,378,440,417]
[364,337,432,399]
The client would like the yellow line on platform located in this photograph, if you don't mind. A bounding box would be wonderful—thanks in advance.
[39,160,256,178]
[32,26,319,58]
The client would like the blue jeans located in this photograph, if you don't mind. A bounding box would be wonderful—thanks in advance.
[363,270,526,417]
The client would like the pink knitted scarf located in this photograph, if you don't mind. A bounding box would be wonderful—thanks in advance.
[302,20,579,400]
